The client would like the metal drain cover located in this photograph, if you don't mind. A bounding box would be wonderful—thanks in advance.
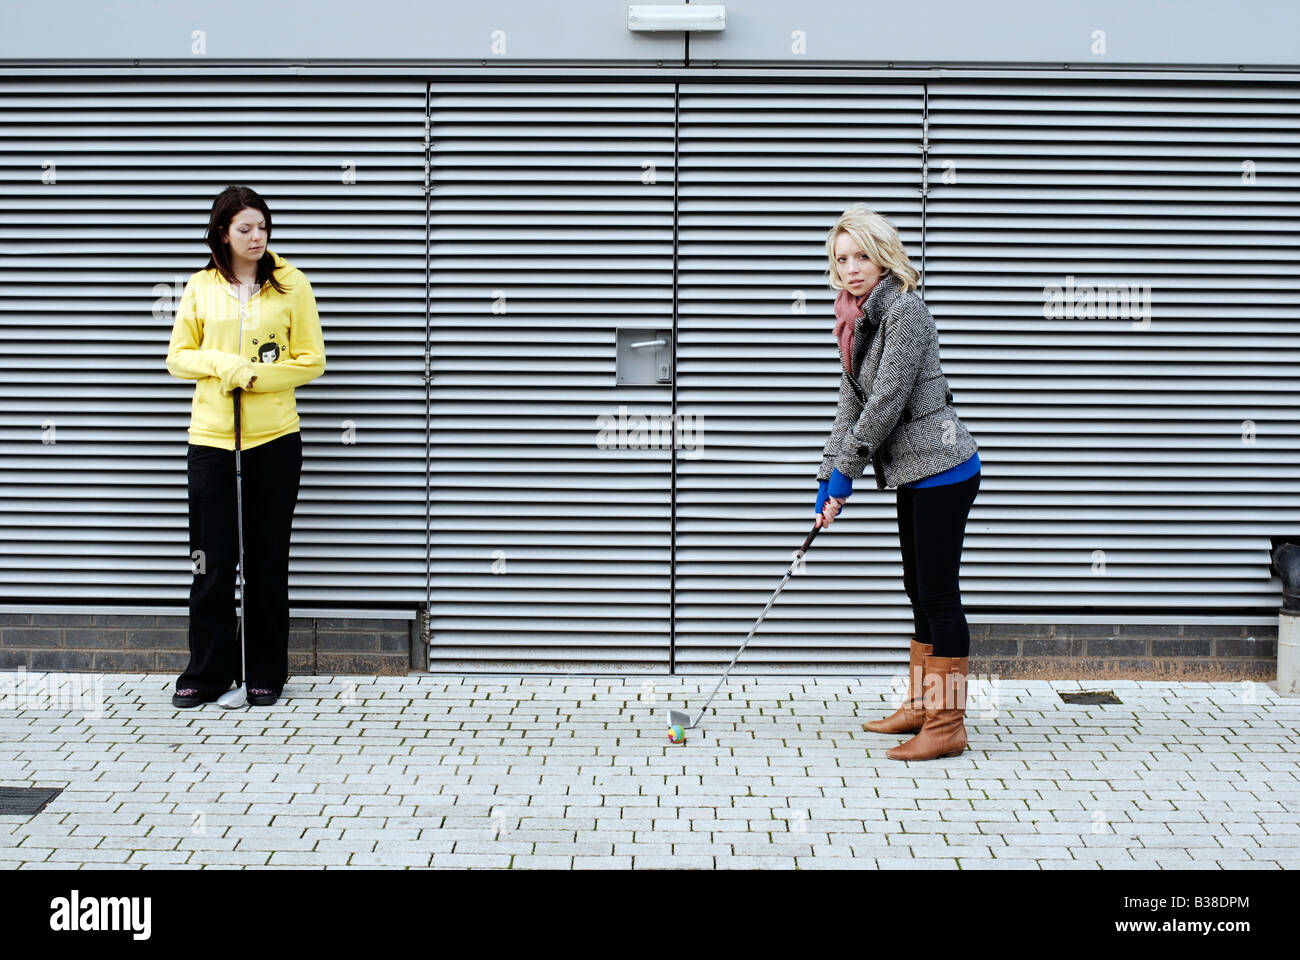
[0,786,63,816]
[1059,691,1122,705]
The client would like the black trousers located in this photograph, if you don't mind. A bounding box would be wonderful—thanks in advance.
[177,431,303,697]
[896,470,980,659]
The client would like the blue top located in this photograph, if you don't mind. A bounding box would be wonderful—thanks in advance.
[902,451,981,489]
[815,452,980,515]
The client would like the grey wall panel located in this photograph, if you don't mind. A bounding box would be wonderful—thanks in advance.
[674,82,927,672]
[0,0,676,62]
[3,0,1296,67]
[0,78,428,606]
[690,0,1300,66]
[426,81,676,670]
[924,79,1300,612]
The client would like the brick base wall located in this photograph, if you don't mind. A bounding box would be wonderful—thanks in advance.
[969,622,1278,679]
[0,614,414,676]
[0,614,1281,680]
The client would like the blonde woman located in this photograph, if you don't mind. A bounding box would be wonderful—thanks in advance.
[813,206,980,760]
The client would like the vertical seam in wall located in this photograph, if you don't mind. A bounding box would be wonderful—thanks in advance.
[669,80,680,676]
[423,81,434,674]
[920,82,928,297]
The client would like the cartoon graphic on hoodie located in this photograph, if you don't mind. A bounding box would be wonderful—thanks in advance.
[251,333,280,364]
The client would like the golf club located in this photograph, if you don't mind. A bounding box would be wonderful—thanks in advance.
[669,519,824,733]
[216,386,248,710]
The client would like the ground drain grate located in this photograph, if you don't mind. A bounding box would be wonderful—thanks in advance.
[0,786,64,816]
[1059,691,1123,705]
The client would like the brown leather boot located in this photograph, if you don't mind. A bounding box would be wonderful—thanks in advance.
[886,656,968,761]
[863,637,932,733]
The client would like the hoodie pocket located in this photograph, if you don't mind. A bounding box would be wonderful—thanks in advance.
[245,388,292,439]
[193,377,235,436]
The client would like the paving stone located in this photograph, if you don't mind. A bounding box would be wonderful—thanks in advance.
[2,674,1293,870]
[957,858,1042,869]
[795,856,878,869]
[348,851,433,867]
[633,855,716,869]
[713,856,800,869]
[187,851,273,865]
[509,855,575,869]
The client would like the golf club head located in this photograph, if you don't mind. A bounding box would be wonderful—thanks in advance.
[669,709,691,729]
[216,685,247,709]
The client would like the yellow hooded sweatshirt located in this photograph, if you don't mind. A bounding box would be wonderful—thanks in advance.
[166,250,325,451]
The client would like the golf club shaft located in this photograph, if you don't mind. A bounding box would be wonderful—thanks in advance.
[687,521,822,728]
[234,387,246,691]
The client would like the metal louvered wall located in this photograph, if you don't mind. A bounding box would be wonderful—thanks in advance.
[0,79,428,608]
[426,82,677,670]
[2,75,1295,670]
[673,83,928,672]
[924,80,1300,611]
[426,78,1298,673]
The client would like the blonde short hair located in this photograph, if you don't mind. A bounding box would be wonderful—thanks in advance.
[825,206,921,294]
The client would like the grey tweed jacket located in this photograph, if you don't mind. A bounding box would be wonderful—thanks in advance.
[818,272,978,490]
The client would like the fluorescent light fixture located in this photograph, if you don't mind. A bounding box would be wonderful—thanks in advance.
[627,4,726,32]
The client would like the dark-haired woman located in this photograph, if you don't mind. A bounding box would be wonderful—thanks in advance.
[166,186,325,707]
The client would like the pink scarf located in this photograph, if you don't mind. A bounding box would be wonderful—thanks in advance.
[833,287,870,373]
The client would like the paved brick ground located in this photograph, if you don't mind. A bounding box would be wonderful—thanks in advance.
[0,672,1297,869]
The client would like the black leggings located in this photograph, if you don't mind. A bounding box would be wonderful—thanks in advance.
[896,470,979,658]
[178,431,303,697]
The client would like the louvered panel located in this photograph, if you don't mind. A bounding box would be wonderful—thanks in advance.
[673,82,928,672]
[426,82,676,671]
[0,78,428,606]
[924,80,1300,618]
[6,74,1295,671]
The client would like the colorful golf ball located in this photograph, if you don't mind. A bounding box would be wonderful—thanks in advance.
[668,724,685,744]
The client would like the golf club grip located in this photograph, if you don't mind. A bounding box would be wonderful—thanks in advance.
[232,387,241,446]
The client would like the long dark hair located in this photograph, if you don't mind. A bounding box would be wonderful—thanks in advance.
[202,185,289,294]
